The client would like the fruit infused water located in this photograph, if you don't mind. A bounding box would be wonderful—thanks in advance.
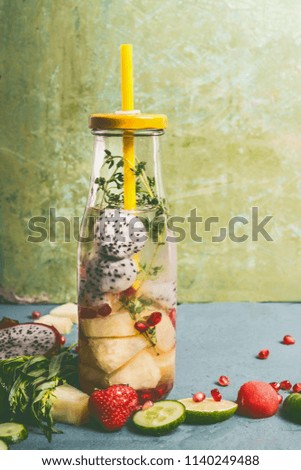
[78,45,176,402]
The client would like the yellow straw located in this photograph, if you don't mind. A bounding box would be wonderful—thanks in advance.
[121,44,134,110]
[120,44,136,210]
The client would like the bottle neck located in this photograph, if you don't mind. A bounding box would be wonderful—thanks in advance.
[87,129,166,211]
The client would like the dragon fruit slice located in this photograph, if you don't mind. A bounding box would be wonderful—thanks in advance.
[86,256,137,294]
[94,209,146,259]
[0,323,61,359]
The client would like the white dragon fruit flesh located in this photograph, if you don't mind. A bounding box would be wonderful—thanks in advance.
[78,279,108,307]
[0,323,61,359]
[94,209,147,259]
[139,280,177,309]
[86,256,137,294]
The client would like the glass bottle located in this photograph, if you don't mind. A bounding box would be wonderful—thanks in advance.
[78,113,176,403]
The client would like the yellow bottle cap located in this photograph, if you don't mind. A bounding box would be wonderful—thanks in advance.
[89,113,167,130]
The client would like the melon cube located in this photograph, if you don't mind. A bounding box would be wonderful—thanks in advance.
[109,350,160,390]
[87,335,148,374]
[80,311,138,338]
[50,303,78,324]
[155,313,175,353]
[152,348,175,383]
[51,384,89,425]
[35,314,72,335]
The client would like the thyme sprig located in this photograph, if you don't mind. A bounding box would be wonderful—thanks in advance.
[95,150,124,207]
[119,295,158,347]
[94,150,168,241]
[138,263,163,280]
[95,149,167,213]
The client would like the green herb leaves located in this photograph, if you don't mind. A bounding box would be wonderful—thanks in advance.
[94,149,166,215]
[119,295,158,347]
[0,350,77,441]
[95,151,124,207]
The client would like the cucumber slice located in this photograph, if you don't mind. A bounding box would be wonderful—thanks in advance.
[178,397,237,424]
[0,440,8,450]
[0,423,28,444]
[133,400,185,435]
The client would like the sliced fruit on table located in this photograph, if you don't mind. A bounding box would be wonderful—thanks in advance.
[109,350,161,390]
[0,423,28,444]
[133,400,185,435]
[155,312,175,353]
[34,314,73,335]
[0,440,8,450]
[50,303,78,324]
[89,384,138,431]
[87,335,148,373]
[80,311,139,337]
[283,393,301,424]
[51,384,90,426]
[0,323,61,359]
[178,397,237,424]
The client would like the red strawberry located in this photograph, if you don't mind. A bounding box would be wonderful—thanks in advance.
[89,385,138,431]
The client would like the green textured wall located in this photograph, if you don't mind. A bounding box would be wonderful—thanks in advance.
[1,0,301,303]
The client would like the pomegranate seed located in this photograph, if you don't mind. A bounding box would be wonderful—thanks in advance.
[156,386,167,397]
[193,392,206,403]
[134,321,149,333]
[142,400,154,410]
[282,335,295,345]
[211,388,222,401]
[31,311,41,319]
[169,308,176,328]
[97,304,112,317]
[60,335,66,346]
[120,286,136,297]
[257,349,269,359]
[79,307,95,318]
[280,380,292,391]
[147,312,162,327]
[218,375,230,387]
[138,391,153,403]
[158,381,173,398]
[269,382,281,391]
[293,383,301,393]
[80,304,111,318]
[277,394,283,404]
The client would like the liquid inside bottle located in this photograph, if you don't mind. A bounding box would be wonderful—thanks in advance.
[78,121,176,403]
